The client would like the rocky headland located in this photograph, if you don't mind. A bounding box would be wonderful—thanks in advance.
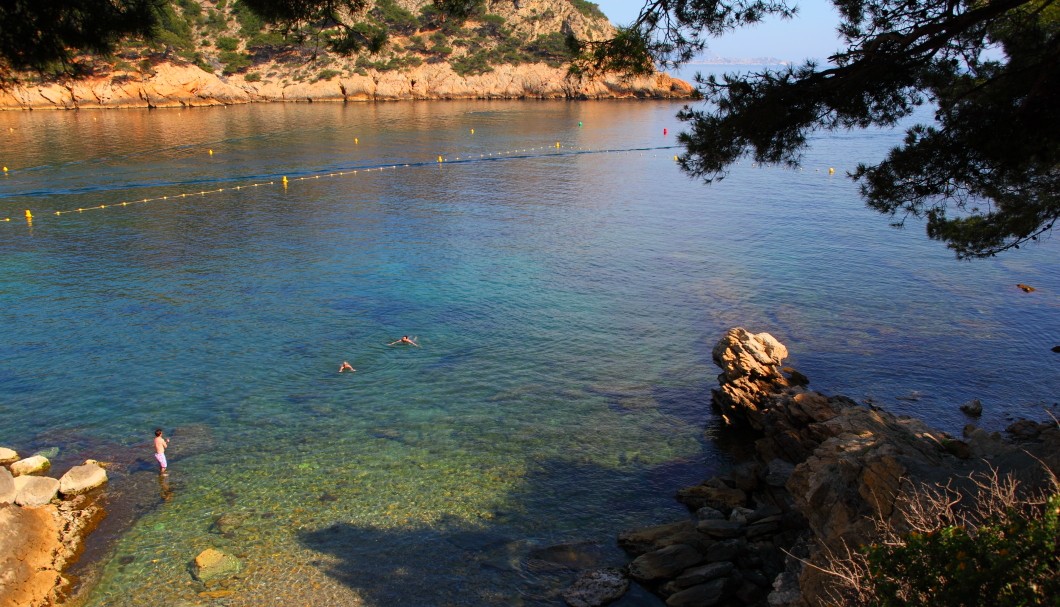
[565,328,1059,607]
[0,449,108,607]
[0,0,693,111]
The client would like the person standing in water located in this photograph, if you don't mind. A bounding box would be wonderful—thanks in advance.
[154,428,169,474]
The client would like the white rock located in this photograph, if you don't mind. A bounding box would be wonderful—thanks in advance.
[0,467,15,504]
[59,464,108,496]
[13,475,60,507]
[10,455,50,477]
[0,447,18,465]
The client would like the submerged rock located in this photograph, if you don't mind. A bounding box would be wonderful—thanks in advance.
[191,548,243,582]
[562,568,629,607]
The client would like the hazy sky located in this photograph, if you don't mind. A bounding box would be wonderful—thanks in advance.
[594,1,846,61]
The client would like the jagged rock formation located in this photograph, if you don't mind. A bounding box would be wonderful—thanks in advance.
[589,328,1059,607]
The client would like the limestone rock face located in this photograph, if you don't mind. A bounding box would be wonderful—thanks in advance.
[0,61,693,110]
[10,455,51,477]
[0,447,18,465]
[0,503,63,607]
[192,548,243,582]
[561,568,629,607]
[58,463,108,496]
[0,467,14,504]
[13,476,60,507]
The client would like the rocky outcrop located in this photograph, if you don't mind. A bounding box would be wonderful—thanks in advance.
[0,452,108,607]
[0,61,693,110]
[594,328,1060,607]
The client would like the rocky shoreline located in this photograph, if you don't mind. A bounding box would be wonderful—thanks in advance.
[0,62,693,111]
[0,449,108,607]
[564,328,1060,607]
[3,329,1056,606]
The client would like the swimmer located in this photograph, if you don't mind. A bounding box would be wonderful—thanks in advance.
[388,335,420,347]
[339,361,356,373]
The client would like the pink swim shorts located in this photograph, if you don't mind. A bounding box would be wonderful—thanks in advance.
[155,453,168,469]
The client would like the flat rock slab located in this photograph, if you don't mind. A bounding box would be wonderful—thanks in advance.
[665,578,727,607]
[0,467,14,504]
[14,475,60,507]
[59,464,108,496]
[10,455,50,477]
[562,568,629,607]
[0,447,18,465]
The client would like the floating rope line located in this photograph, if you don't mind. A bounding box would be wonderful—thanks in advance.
[2,142,837,224]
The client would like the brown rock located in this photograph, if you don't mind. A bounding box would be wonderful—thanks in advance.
[58,463,108,496]
[0,503,65,607]
[0,467,14,505]
[0,447,18,465]
[665,579,727,607]
[618,520,702,556]
[628,544,705,582]
[676,483,747,512]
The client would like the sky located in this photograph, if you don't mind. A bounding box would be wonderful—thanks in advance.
[593,1,846,62]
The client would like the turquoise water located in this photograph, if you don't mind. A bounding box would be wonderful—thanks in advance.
[0,100,1057,605]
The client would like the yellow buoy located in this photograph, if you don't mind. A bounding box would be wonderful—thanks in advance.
[2,166,7,172]
[355,138,359,144]
[828,167,835,175]
[470,129,474,134]
[438,155,444,163]
[555,142,560,148]
[282,176,288,183]
[25,209,32,220]
[208,149,214,156]
[674,155,678,161]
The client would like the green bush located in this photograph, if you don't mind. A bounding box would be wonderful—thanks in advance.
[867,493,1060,606]
[244,71,262,82]
[313,69,341,82]
[216,36,240,51]
[527,32,574,67]
[567,0,606,20]
[232,0,264,37]
[451,52,492,76]
[372,0,419,35]
[219,50,251,74]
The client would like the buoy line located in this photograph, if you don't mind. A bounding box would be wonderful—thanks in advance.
[3,142,838,225]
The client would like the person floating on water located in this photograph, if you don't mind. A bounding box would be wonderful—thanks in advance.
[154,428,169,475]
[388,335,420,347]
[339,361,356,373]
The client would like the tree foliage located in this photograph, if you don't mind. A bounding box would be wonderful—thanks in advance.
[0,0,159,73]
[585,0,1060,258]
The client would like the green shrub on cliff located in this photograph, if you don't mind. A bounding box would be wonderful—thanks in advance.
[866,492,1060,606]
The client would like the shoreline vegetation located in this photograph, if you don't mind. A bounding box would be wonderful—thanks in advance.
[3,329,1056,607]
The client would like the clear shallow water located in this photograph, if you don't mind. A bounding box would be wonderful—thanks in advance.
[0,100,1057,606]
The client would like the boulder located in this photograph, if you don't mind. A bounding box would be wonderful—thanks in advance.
[665,579,728,607]
[674,562,734,588]
[0,467,14,504]
[10,455,50,477]
[628,544,705,582]
[618,520,703,556]
[0,447,18,465]
[191,548,242,582]
[13,475,60,507]
[696,520,745,539]
[676,482,747,512]
[959,399,983,416]
[59,463,108,496]
[562,568,629,607]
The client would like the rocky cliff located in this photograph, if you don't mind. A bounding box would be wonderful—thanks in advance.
[0,0,694,110]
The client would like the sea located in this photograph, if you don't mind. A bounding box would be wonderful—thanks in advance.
[1,70,1057,605]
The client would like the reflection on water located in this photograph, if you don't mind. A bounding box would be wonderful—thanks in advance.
[0,100,1057,605]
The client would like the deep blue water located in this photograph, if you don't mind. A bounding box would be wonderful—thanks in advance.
[0,99,1056,605]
